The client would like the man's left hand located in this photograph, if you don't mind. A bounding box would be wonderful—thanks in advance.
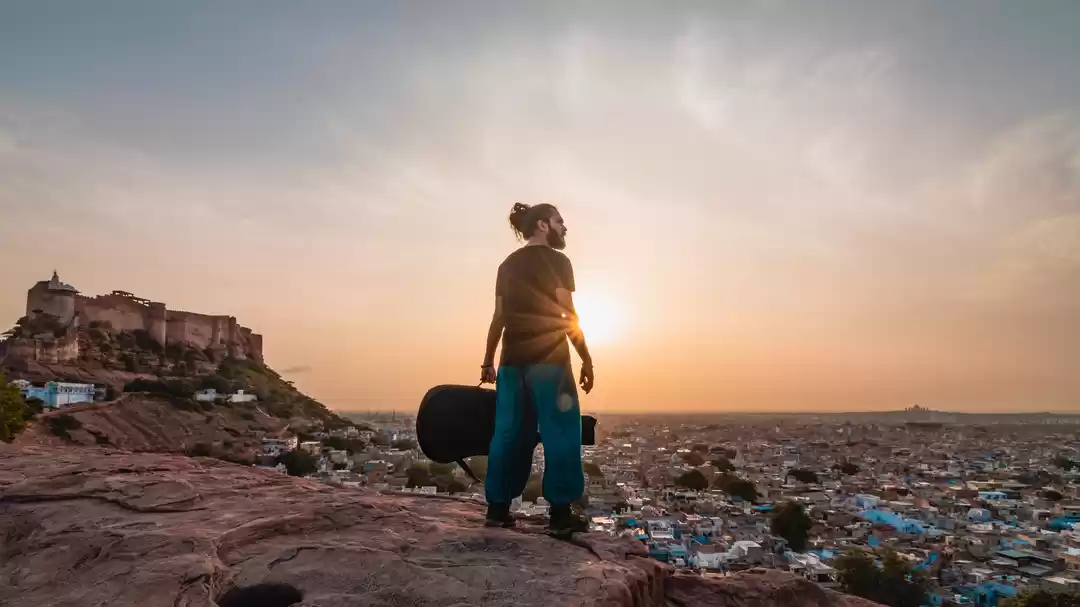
[579,364,594,394]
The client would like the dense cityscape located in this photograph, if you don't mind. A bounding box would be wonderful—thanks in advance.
[259,406,1080,607]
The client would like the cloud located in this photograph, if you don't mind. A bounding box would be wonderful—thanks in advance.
[966,114,1080,225]
[278,365,313,375]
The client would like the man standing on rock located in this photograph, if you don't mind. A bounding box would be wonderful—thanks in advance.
[480,202,595,536]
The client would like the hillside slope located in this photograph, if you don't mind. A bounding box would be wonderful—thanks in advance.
[0,445,881,607]
[14,393,288,461]
[4,314,351,447]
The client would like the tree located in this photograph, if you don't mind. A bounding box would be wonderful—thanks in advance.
[836,549,931,607]
[675,469,709,491]
[187,442,214,457]
[406,463,433,488]
[680,451,707,467]
[583,461,604,478]
[429,462,456,476]
[770,500,812,552]
[1054,456,1080,471]
[199,374,233,394]
[711,457,735,472]
[277,450,318,477]
[835,550,880,601]
[0,371,27,443]
[23,397,44,416]
[713,473,758,502]
[836,461,860,476]
[1003,589,1080,607]
[1042,489,1065,502]
[324,436,349,451]
[391,438,418,451]
[787,468,819,484]
[45,413,82,438]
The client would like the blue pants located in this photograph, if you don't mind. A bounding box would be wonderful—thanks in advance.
[485,364,584,507]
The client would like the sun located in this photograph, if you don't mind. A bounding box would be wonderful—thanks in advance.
[572,291,625,346]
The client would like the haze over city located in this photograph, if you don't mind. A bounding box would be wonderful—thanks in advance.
[2,1,1078,413]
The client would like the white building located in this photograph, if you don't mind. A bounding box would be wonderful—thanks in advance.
[19,380,96,408]
[195,389,219,402]
[261,436,298,456]
[229,390,257,403]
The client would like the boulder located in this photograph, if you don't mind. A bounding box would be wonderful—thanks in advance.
[0,445,880,607]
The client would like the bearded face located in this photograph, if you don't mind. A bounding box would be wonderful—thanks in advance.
[543,213,568,250]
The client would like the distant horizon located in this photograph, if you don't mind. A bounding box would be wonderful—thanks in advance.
[331,403,1080,417]
[3,2,1079,414]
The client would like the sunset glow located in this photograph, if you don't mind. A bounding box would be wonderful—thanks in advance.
[2,3,1079,413]
[573,291,627,346]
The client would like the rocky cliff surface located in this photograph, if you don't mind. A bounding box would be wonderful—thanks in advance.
[13,394,287,460]
[0,445,880,607]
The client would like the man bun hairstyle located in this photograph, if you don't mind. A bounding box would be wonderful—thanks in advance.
[508,202,558,240]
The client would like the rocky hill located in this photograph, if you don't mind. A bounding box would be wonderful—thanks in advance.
[3,313,352,449]
[13,393,289,462]
[0,444,881,607]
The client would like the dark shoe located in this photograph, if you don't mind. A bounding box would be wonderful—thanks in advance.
[485,503,516,528]
[548,503,589,537]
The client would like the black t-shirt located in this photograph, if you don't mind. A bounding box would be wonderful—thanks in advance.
[496,246,575,366]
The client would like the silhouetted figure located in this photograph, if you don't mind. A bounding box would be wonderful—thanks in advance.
[480,202,595,536]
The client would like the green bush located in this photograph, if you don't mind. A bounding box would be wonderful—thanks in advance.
[23,397,44,416]
[45,414,83,438]
[186,443,213,457]
[133,329,162,353]
[711,457,735,472]
[1,372,28,442]
[391,438,418,450]
[277,450,318,477]
[770,500,812,551]
[199,374,233,394]
[675,469,709,491]
[836,550,930,607]
[1003,589,1080,607]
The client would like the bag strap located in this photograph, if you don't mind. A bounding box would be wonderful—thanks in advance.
[457,458,483,484]
[457,367,532,486]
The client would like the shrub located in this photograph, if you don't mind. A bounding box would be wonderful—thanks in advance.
[711,457,735,472]
[45,414,83,438]
[1,373,28,442]
[675,469,709,491]
[186,443,213,457]
[23,397,44,416]
[770,500,812,551]
[277,450,318,477]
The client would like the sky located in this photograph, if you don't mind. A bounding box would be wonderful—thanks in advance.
[1,1,1079,413]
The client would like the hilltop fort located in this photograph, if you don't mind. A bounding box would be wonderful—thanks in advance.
[15,271,262,364]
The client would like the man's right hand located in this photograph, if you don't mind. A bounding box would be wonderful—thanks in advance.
[481,365,497,385]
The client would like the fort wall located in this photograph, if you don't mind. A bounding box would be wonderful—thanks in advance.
[78,294,152,334]
[165,310,223,351]
[1,335,80,364]
[22,275,263,362]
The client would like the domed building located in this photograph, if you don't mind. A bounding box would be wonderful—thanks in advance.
[25,270,80,325]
